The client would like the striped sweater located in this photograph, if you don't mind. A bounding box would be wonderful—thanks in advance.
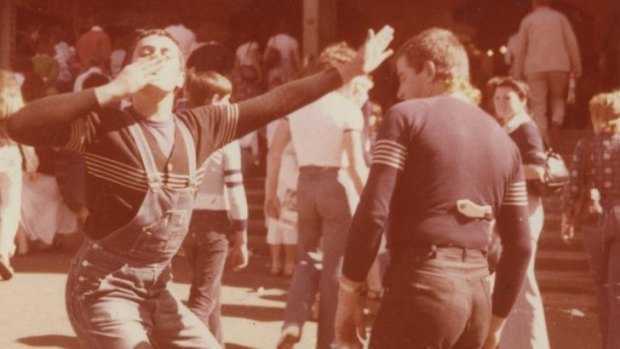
[8,69,342,240]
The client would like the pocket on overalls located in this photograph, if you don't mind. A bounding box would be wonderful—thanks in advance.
[132,210,189,252]
[73,261,125,298]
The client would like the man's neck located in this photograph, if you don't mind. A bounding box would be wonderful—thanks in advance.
[427,83,450,98]
[132,90,175,122]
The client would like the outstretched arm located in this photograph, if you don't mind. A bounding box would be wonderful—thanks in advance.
[232,26,395,140]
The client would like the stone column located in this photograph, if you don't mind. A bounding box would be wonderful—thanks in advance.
[303,0,337,65]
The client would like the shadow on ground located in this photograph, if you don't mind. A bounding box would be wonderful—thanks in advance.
[222,304,284,322]
[171,254,291,293]
[17,334,79,348]
[225,343,258,349]
[12,251,73,275]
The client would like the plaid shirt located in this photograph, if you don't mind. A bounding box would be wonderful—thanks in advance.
[564,134,620,210]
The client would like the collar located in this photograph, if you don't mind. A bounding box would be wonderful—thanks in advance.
[504,112,531,134]
[534,6,551,12]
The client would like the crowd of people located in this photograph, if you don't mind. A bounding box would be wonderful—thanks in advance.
[0,0,619,348]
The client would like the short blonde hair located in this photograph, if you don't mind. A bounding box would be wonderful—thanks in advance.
[0,70,24,120]
[0,70,24,145]
[589,90,620,134]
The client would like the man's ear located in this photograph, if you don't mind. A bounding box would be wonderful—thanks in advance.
[210,93,222,105]
[423,61,437,82]
[176,70,186,90]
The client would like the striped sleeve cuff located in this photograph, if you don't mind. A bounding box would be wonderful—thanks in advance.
[62,118,90,152]
[371,140,408,171]
[502,181,528,207]
[214,104,239,149]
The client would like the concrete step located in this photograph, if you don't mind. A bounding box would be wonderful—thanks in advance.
[536,269,593,294]
[535,250,589,272]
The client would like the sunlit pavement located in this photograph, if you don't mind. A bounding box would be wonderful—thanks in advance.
[0,247,601,349]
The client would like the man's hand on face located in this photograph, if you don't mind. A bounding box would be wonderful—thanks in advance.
[116,56,170,95]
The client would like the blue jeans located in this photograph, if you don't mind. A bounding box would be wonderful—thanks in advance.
[581,206,620,349]
[370,246,491,349]
[283,167,356,349]
[185,210,231,345]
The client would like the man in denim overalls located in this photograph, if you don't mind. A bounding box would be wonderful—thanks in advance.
[8,27,395,348]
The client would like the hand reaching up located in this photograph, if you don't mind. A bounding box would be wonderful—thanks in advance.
[361,26,395,74]
[337,25,395,82]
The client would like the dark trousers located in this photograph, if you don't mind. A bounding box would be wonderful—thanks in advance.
[185,211,230,345]
[370,246,491,349]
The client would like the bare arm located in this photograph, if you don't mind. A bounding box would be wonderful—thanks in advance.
[344,130,368,195]
[265,120,292,219]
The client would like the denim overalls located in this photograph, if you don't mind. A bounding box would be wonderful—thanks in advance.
[65,115,221,349]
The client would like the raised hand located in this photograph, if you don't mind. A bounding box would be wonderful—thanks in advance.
[113,56,168,95]
[361,26,395,74]
[336,25,394,83]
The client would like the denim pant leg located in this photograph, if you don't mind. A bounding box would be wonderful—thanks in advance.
[603,208,620,349]
[582,222,609,348]
[315,175,353,349]
[65,256,155,349]
[370,251,490,349]
[500,200,550,349]
[527,73,550,132]
[283,177,321,329]
[186,231,228,344]
[547,71,569,126]
[151,288,221,349]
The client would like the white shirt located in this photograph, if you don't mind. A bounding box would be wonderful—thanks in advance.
[264,33,299,82]
[265,33,298,65]
[236,42,261,67]
[194,141,248,223]
[288,92,363,167]
[54,41,75,82]
[513,6,582,78]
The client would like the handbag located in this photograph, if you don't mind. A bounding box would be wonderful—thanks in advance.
[565,139,603,226]
[541,148,570,195]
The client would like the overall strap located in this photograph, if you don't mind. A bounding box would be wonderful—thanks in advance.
[175,118,197,187]
[123,112,163,188]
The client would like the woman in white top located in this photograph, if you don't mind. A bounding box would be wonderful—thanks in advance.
[0,71,29,280]
[266,43,372,349]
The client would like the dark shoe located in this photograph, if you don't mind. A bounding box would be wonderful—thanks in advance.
[0,256,14,280]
